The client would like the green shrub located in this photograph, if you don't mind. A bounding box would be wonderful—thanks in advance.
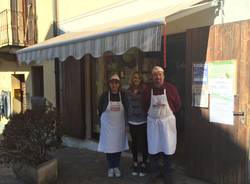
[0,101,62,166]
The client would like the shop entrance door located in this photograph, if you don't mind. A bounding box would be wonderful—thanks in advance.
[60,57,85,139]
[185,21,250,184]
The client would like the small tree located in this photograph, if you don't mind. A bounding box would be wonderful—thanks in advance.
[0,101,62,166]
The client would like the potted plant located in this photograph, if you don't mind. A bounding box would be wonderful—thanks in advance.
[0,100,62,184]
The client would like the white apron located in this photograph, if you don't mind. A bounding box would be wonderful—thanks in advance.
[147,89,176,155]
[97,92,129,153]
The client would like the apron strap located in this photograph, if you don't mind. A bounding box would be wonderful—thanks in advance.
[109,91,121,102]
[108,91,110,102]
[119,92,121,102]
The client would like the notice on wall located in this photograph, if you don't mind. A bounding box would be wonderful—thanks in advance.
[208,60,236,125]
[192,64,209,108]
[192,84,209,108]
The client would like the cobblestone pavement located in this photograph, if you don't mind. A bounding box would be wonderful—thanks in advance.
[0,146,211,184]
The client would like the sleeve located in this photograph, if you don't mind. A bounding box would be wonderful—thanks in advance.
[98,91,108,117]
[171,85,182,113]
[143,85,151,113]
[121,90,128,125]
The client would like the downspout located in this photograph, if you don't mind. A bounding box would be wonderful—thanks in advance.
[52,0,60,111]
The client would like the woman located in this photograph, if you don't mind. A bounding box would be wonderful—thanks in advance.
[97,73,129,178]
[126,71,148,177]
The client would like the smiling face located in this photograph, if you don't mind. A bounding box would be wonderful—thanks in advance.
[109,79,120,93]
[131,73,141,87]
[152,71,164,88]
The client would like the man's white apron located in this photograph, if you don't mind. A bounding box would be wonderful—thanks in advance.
[147,89,177,155]
[98,92,129,153]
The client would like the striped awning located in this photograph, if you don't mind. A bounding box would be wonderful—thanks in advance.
[16,0,214,64]
[17,21,164,64]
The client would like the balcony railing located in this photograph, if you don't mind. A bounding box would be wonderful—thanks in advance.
[0,9,37,48]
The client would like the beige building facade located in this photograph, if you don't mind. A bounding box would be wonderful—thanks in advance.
[3,0,250,183]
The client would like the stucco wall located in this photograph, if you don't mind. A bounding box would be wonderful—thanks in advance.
[214,0,250,24]
[34,1,56,106]
[0,0,10,11]
[57,0,123,23]
[35,1,54,42]
[0,60,30,127]
[167,0,250,35]
[42,60,56,106]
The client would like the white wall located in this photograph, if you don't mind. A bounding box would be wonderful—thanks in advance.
[214,0,250,24]
[167,0,250,35]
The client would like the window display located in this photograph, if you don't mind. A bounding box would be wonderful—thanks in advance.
[92,49,161,137]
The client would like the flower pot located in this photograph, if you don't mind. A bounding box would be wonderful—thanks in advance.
[13,158,58,184]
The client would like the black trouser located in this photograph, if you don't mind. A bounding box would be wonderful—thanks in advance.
[129,123,148,163]
[149,153,172,176]
[106,152,121,169]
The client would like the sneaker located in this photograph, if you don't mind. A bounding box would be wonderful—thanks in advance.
[139,163,147,177]
[114,167,121,177]
[131,163,138,176]
[107,168,114,178]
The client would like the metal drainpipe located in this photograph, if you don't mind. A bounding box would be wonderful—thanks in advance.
[53,0,60,111]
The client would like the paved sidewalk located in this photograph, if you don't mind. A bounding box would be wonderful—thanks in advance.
[0,146,211,184]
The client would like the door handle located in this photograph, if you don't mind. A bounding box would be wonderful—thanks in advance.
[233,112,244,116]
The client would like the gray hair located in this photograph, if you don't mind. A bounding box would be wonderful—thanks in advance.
[152,66,164,74]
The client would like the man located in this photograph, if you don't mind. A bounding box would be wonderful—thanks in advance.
[144,66,181,184]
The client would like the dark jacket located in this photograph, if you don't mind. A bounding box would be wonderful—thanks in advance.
[144,81,182,113]
[98,90,128,117]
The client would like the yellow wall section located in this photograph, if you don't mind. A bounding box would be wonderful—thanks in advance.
[42,61,56,106]
[0,60,30,126]
[0,0,10,11]
[35,0,54,42]
[34,1,56,106]
[57,0,124,23]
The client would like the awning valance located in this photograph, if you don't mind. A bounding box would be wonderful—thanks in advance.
[17,21,164,64]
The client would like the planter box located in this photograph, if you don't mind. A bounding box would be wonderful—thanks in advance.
[13,158,58,184]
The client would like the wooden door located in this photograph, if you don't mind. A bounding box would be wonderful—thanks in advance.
[61,57,85,139]
[31,66,44,97]
[10,0,37,45]
[185,20,250,184]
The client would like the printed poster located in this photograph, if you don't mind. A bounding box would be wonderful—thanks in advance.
[208,60,236,125]
[192,64,208,108]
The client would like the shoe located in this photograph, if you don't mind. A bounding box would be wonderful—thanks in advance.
[114,167,121,177]
[131,163,138,176]
[139,163,147,177]
[107,168,114,178]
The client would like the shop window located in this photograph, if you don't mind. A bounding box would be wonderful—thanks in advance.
[91,48,161,139]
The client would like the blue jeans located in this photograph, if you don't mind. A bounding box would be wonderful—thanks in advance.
[106,152,121,169]
[149,153,172,176]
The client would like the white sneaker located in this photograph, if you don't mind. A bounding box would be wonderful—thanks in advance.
[108,168,114,177]
[114,167,121,177]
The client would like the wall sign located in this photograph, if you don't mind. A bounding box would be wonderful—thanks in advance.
[192,64,208,108]
[208,60,236,125]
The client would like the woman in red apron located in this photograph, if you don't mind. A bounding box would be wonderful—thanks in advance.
[98,74,129,178]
